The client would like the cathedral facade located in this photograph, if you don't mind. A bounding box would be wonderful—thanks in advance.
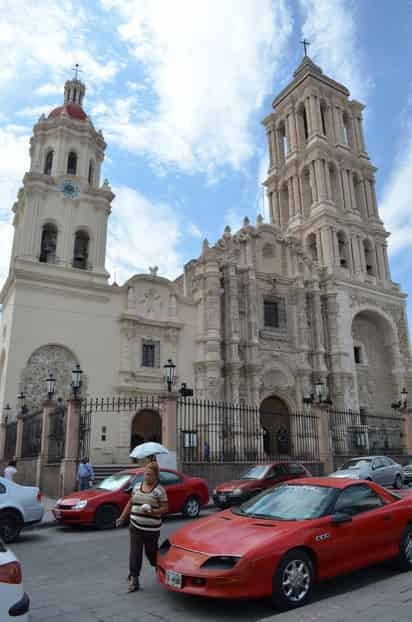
[0,57,411,465]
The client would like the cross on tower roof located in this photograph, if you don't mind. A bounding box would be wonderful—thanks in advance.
[300,39,310,56]
[71,63,83,80]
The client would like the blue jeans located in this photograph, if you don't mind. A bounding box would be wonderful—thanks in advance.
[79,477,90,491]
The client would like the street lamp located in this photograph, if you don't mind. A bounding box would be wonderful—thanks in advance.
[45,372,56,401]
[401,388,408,409]
[17,391,26,415]
[163,359,176,393]
[3,403,11,425]
[315,380,324,404]
[71,364,83,399]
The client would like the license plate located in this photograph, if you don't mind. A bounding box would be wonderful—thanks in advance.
[218,494,227,502]
[166,571,182,589]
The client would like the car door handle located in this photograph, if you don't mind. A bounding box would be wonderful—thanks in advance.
[383,514,392,521]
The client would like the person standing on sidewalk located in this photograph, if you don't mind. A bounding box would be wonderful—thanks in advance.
[76,457,94,491]
[116,461,168,593]
[4,459,17,481]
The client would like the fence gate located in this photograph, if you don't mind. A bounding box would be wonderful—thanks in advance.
[4,421,17,461]
[21,412,42,459]
[177,398,320,465]
[48,402,66,463]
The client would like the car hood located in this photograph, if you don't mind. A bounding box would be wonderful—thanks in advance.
[329,469,361,479]
[169,511,300,556]
[58,488,115,505]
[215,479,259,491]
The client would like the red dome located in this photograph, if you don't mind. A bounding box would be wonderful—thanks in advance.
[48,103,87,121]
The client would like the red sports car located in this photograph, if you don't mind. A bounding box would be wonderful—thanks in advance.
[52,468,209,529]
[213,462,311,507]
[158,477,412,610]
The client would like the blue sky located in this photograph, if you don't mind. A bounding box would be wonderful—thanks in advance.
[0,0,411,326]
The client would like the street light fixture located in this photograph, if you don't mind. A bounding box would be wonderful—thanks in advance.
[401,388,408,409]
[71,364,83,399]
[315,380,324,404]
[163,359,176,393]
[3,403,11,425]
[17,391,26,415]
[45,372,56,401]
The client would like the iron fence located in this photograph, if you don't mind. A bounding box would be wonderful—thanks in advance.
[177,398,320,464]
[4,421,17,461]
[21,412,42,458]
[328,410,405,457]
[48,402,66,463]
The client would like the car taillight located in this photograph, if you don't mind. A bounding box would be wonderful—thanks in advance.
[37,490,43,502]
[0,561,22,584]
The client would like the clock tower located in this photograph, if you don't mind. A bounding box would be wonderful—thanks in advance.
[8,75,114,282]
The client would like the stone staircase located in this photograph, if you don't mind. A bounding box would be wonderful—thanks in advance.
[93,464,132,484]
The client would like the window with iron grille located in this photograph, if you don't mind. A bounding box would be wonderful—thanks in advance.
[142,339,160,368]
[263,298,287,331]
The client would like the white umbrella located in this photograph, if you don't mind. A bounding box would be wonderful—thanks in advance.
[129,441,169,460]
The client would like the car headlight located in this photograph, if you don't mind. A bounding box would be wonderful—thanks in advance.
[159,539,171,557]
[72,500,87,510]
[232,488,243,496]
[56,498,62,506]
[201,556,241,570]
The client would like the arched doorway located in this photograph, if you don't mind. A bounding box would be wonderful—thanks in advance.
[351,309,397,411]
[130,409,162,452]
[259,396,291,456]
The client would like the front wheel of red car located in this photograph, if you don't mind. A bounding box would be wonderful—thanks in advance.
[272,549,314,611]
[398,525,412,571]
[94,504,120,530]
[182,496,200,518]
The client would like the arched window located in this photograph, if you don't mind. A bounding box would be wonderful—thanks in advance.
[297,102,309,145]
[342,112,351,146]
[337,231,349,269]
[73,230,90,270]
[88,161,94,185]
[277,121,288,161]
[44,150,54,175]
[67,151,77,175]
[363,239,375,276]
[306,232,318,262]
[39,223,58,264]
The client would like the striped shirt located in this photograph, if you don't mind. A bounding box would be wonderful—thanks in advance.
[130,482,167,531]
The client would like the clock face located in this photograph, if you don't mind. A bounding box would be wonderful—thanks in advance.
[60,180,80,199]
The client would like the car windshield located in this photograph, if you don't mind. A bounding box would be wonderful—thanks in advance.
[240,465,268,480]
[97,473,133,491]
[340,459,372,470]
[235,484,336,520]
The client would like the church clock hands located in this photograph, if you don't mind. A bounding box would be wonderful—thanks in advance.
[60,180,80,199]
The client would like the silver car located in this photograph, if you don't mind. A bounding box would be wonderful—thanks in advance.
[329,455,403,489]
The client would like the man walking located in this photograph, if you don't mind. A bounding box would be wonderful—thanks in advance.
[77,457,94,491]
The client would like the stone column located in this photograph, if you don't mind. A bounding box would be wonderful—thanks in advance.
[292,175,301,217]
[309,95,320,135]
[351,235,362,275]
[160,392,178,453]
[333,106,343,143]
[288,111,297,152]
[60,399,81,495]
[315,160,327,200]
[340,169,351,212]
[358,236,367,273]
[287,177,294,220]
[324,161,332,200]
[267,127,275,168]
[369,179,380,219]
[15,415,24,460]
[37,400,55,487]
[383,243,391,280]
[332,228,340,266]
[310,161,318,202]
[316,408,334,474]
[357,116,367,154]
[304,98,312,136]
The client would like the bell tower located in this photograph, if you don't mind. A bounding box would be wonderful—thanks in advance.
[9,72,114,282]
[263,53,392,288]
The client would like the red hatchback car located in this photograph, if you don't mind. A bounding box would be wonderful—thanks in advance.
[213,462,311,508]
[52,468,209,529]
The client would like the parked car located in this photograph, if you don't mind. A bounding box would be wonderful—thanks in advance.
[158,477,412,610]
[0,477,44,543]
[0,539,30,621]
[403,463,412,485]
[329,456,403,488]
[52,467,209,529]
[212,462,311,508]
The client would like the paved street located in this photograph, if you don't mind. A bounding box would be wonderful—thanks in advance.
[11,509,412,622]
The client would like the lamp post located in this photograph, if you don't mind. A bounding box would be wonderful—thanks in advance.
[45,372,56,401]
[401,388,408,410]
[163,359,176,393]
[315,380,324,404]
[17,391,26,415]
[71,364,83,399]
[3,403,11,425]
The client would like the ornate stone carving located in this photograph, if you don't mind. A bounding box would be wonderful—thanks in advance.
[137,288,162,318]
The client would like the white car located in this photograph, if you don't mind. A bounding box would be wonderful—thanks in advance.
[0,477,44,543]
[0,540,29,621]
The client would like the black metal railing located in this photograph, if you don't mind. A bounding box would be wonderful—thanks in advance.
[177,398,320,464]
[48,404,66,463]
[21,412,42,458]
[328,410,405,457]
[4,421,17,461]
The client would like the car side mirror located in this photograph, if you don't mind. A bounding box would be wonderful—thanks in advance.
[123,485,133,494]
[331,512,352,525]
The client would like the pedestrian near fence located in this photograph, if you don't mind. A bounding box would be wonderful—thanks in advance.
[76,457,94,491]
[116,461,168,592]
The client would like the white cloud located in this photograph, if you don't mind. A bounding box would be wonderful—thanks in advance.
[106,185,183,284]
[0,223,13,288]
[299,0,371,101]
[380,120,412,256]
[100,0,293,173]
[17,105,58,119]
[34,83,64,97]
[0,1,118,90]
[188,223,202,239]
